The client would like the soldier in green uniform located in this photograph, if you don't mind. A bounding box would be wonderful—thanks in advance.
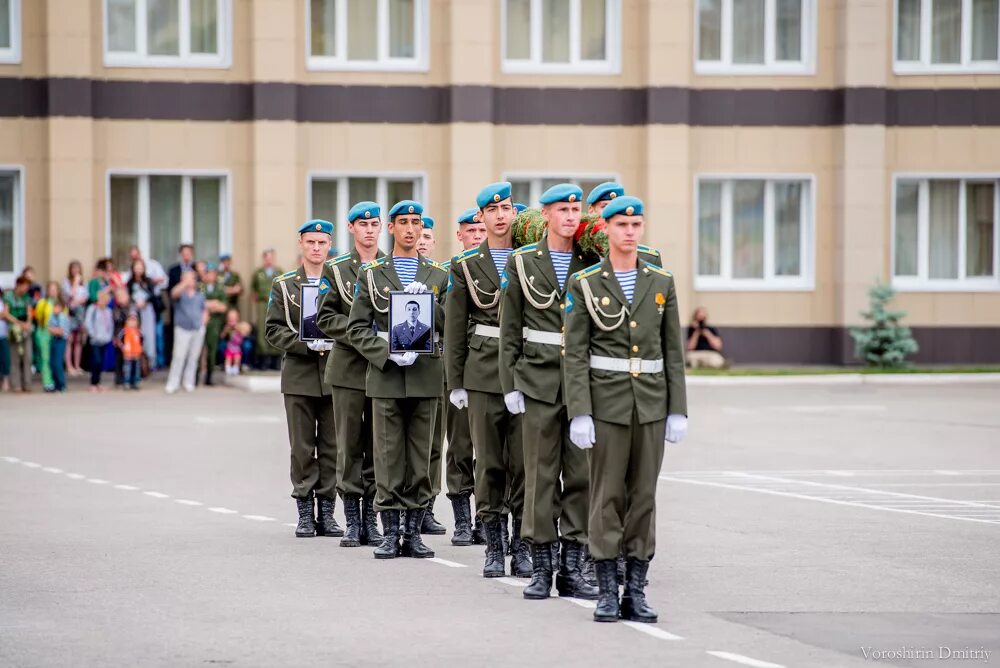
[447,183,531,579]
[219,254,243,310]
[563,196,688,623]
[587,182,664,269]
[199,263,228,386]
[443,208,487,547]
[252,249,283,370]
[347,200,449,560]
[498,183,599,601]
[265,220,342,539]
[316,201,385,548]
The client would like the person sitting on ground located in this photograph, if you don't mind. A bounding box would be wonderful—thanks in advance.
[685,307,727,369]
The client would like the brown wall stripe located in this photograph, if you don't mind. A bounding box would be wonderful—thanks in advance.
[2,77,1000,127]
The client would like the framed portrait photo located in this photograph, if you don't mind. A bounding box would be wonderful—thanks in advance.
[299,282,329,342]
[389,292,435,354]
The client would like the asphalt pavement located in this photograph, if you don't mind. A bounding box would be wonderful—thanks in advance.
[1,377,998,667]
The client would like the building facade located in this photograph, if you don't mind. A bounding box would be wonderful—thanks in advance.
[1,0,998,363]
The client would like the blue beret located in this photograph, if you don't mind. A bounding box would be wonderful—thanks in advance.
[388,200,423,219]
[218,253,231,261]
[601,195,644,220]
[205,262,218,271]
[299,219,334,235]
[514,203,527,213]
[348,201,380,223]
[539,183,584,205]
[476,182,512,209]
[457,207,479,225]
[422,216,435,229]
[586,182,625,206]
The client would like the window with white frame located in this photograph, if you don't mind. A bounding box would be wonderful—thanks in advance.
[310,175,423,253]
[895,0,1000,73]
[893,177,1000,290]
[503,0,620,74]
[104,0,230,67]
[307,0,428,71]
[108,174,229,269]
[0,169,24,287]
[506,175,617,208]
[696,0,814,74]
[695,177,814,290]
[0,0,21,63]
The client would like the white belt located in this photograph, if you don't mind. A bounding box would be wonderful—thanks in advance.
[474,324,500,338]
[523,328,561,346]
[589,355,664,374]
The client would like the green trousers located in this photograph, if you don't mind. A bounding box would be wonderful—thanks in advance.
[372,397,437,512]
[589,413,665,561]
[283,394,338,499]
[203,316,223,381]
[521,395,589,545]
[332,386,376,498]
[468,390,525,523]
[36,329,52,388]
[445,402,474,498]
[430,397,444,497]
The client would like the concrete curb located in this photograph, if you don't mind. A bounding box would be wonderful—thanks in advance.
[688,372,1000,386]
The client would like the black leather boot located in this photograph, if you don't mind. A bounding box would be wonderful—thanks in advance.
[294,496,316,537]
[509,517,532,578]
[620,558,657,623]
[593,559,621,622]
[373,510,400,559]
[580,544,597,586]
[555,540,599,600]
[522,542,554,599]
[361,495,382,546]
[339,494,362,547]
[420,500,447,535]
[316,495,344,537]
[482,520,505,578]
[401,509,435,558]
[616,552,627,585]
[472,517,486,545]
[500,513,510,555]
[450,494,473,546]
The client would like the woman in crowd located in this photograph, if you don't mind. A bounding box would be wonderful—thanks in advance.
[127,258,159,370]
[61,260,89,376]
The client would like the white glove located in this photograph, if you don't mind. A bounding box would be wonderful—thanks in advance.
[569,415,596,450]
[665,414,688,444]
[388,351,418,367]
[403,281,428,294]
[503,390,525,415]
[306,340,333,351]
[450,389,469,409]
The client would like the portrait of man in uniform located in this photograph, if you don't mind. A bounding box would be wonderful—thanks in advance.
[389,293,434,353]
[299,283,327,341]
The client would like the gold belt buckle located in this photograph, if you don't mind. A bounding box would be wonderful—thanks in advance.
[629,358,642,375]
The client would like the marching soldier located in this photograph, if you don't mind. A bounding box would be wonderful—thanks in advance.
[444,208,487,546]
[199,263,228,386]
[347,200,449,560]
[252,249,283,370]
[265,220,342,539]
[219,253,243,309]
[587,182,663,270]
[499,183,599,600]
[316,202,385,548]
[563,196,688,623]
[447,184,530,578]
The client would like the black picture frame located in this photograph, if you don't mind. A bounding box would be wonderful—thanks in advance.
[299,283,329,342]
[388,292,435,354]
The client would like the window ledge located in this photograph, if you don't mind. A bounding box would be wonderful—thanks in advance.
[892,279,1000,293]
[893,62,1000,75]
[0,50,21,65]
[694,278,815,292]
[306,57,429,73]
[501,61,621,76]
[694,62,815,76]
[104,54,231,69]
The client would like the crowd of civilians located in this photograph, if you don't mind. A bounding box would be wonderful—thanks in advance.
[0,244,282,395]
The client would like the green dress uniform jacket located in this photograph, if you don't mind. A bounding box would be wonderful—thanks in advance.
[253,265,283,357]
[222,269,242,309]
[264,266,331,397]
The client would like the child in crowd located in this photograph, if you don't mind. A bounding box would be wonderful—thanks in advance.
[118,313,144,390]
[47,299,71,393]
[84,291,114,392]
[224,321,251,376]
[34,282,61,391]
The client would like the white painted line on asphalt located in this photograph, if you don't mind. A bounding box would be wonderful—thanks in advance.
[623,621,683,640]
[659,476,1000,526]
[706,650,785,667]
[934,470,962,475]
[22,461,41,468]
[144,491,169,499]
[563,598,596,609]
[65,473,85,480]
[427,557,466,568]
[42,467,64,474]
[824,470,853,477]
[873,482,1000,488]
[497,577,527,588]
[175,499,203,506]
[207,507,239,514]
[113,484,139,491]
[283,522,297,528]
[195,416,283,425]
[669,470,1000,477]
[787,404,887,413]
[242,515,277,522]
[2,456,20,463]
[87,478,110,484]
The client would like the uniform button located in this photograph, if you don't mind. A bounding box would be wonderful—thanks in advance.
[632,345,639,353]
[320,351,325,357]
[630,320,637,328]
